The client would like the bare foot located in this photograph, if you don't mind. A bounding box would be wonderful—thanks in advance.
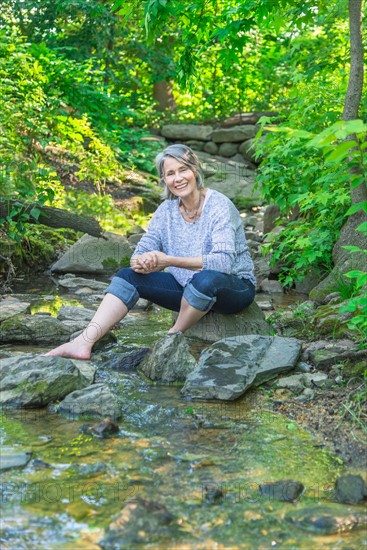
[43,340,92,360]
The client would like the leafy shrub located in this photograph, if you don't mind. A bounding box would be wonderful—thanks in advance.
[256,123,352,285]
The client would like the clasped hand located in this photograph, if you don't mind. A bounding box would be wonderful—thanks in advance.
[130,251,169,274]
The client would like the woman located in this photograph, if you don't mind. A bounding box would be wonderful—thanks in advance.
[46,144,256,359]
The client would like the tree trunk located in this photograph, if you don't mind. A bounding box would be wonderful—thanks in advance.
[153,80,177,111]
[0,200,104,238]
[342,0,367,206]
[310,0,366,301]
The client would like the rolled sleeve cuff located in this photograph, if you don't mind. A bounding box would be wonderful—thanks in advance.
[104,276,140,311]
[183,282,217,312]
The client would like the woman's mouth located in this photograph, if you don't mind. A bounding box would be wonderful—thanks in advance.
[175,183,188,190]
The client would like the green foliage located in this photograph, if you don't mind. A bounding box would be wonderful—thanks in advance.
[61,189,152,234]
[339,266,367,342]
[257,118,367,340]
[102,255,131,269]
[0,28,160,241]
[308,120,367,342]
[257,124,354,286]
[109,0,354,122]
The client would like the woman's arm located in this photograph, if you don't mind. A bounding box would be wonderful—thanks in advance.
[167,254,203,271]
[133,204,165,257]
[131,251,202,273]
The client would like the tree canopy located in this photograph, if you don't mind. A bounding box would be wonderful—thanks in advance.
[0,0,366,337]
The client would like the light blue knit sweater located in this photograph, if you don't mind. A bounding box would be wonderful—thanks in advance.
[133,189,256,287]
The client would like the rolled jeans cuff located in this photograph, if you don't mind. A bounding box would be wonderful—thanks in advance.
[104,276,140,310]
[183,282,217,312]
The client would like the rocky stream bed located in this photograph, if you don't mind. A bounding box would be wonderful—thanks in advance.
[0,270,366,549]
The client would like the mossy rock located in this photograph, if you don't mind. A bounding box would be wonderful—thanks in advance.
[312,303,355,338]
[0,314,72,345]
[348,360,367,377]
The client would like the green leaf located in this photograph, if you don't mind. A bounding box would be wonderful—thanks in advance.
[342,245,363,253]
[29,207,41,221]
[325,140,358,162]
[356,222,367,233]
[351,176,366,188]
[345,270,366,279]
[346,202,367,215]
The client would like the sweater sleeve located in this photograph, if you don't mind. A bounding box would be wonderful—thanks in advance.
[202,201,237,273]
[133,204,165,256]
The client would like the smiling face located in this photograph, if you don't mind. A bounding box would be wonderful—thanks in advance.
[162,156,198,200]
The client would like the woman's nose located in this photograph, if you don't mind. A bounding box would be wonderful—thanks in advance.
[174,171,184,182]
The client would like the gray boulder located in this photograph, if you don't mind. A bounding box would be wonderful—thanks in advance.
[196,151,259,200]
[99,348,150,371]
[203,141,219,154]
[277,372,329,392]
[0,355,95,408]
[0,448,32,471]
[260,279,284,293]
[335,475,367,504]
[260,480,305,502]
[138,333,196,382]
[58,383,121,419]
[239,138,263,164]
[51,232,132,274]
[184,140,204,151]
[56,274,108,294]
[0,296,31,322]
[175,302,269,343]
[161,124,213,141]
[276,374,305,392]
[181,335,301,400]
[57,305,96,324]
[218,143,239,157]
[0,314,72,345]
[211,126,258,143]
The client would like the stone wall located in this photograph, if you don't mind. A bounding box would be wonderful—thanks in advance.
[158,111,277,165]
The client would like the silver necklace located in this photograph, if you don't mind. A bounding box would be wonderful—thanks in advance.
[180,191,202,222]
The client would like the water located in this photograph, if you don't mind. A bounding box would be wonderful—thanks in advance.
[1,277,366,548]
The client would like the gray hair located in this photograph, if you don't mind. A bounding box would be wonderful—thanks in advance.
[155,144,204,200]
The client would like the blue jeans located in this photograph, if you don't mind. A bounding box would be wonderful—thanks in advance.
[105,268,255,314]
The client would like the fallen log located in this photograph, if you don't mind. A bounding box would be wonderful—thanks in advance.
[0,199,104,238]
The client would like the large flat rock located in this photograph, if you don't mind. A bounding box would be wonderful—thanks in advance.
[57,305,96,323]
[211,126,258,143]
[161,124,213,141]
[181,335,301,401]
[0,296,31,322]
[51,232,133,274]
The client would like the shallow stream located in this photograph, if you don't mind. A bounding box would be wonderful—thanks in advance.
[1,277,366,548]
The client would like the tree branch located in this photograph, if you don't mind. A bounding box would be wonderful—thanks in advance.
[0,200,104,238]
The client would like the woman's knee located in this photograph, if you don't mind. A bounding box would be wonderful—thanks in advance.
[189,270,223,296]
